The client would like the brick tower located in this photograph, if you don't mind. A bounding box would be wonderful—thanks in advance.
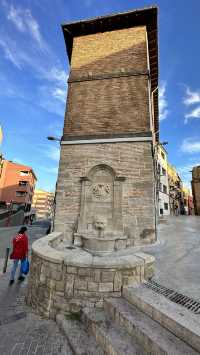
[54,7,158,247]
[192,166,200,215]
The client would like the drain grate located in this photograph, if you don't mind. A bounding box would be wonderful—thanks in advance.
[144,280,200,314]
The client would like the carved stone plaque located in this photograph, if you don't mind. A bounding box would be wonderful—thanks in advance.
[91,183,110,200]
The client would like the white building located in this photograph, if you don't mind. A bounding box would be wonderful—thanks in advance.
[157,144,170,216]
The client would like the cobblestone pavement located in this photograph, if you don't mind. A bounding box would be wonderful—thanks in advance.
[0,226,72,355]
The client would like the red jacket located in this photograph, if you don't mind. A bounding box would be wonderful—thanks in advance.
[10,233,28,260]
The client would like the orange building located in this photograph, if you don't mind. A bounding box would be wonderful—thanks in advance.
[0,160,37,212]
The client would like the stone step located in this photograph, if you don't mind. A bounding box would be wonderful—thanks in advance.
[56,313,105,355]
[82,307,147,355]
[104,297,199,355]
[123,284,200,353]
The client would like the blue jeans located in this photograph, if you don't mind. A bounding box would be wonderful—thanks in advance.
[10,259,25,281]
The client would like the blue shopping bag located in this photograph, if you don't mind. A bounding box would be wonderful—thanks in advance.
[21,259,29,275]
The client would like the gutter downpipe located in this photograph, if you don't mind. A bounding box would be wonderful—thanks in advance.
[151,86,159,240]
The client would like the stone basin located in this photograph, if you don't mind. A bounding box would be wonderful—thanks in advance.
[81,235,127,256]
[26,231,155,319]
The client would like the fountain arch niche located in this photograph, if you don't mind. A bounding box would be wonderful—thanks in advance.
[75,164,127,255]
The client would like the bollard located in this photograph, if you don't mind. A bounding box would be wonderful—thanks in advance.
[3,247,10,273]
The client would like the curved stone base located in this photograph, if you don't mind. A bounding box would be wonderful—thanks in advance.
[26,232,155,319]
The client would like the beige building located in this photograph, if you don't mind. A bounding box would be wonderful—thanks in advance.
[32,189,54,219]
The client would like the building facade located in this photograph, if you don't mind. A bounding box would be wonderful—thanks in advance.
[32,189,54,219]
[156,144,170,216]
[167,163,184,215]
[192,165,200,215]
[54,8,158,246]
[0,160,37,212]
[182,186,194,215]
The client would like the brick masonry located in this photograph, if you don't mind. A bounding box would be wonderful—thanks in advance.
[54,142,156,244]
[192,166,200,215]
[64,26,150,137]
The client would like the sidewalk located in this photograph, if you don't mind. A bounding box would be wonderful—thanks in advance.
[0,268,72,355]
[0,225,72,355]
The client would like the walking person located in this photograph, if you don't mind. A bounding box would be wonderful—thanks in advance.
[9,226,29,285]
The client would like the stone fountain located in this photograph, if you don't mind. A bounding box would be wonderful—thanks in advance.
[74,165,128,255]
[26,163,155,318]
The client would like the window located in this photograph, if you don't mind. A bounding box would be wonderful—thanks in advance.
[164,203,168,210]
[20,170,29,176]
[159,182,162,191]
[16,191,27,197]
[157,163,161,174]
[19,180,28,186]
[163,185,167,194]
[162,168,166,176]
[161,152,165,160]
[160,208,163,215]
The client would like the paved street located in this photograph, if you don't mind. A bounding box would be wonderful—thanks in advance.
[143,216,200,301]
[0,224,47,275]
[0,217,200,353]
[0,222,50,258]
[0,224,72,355]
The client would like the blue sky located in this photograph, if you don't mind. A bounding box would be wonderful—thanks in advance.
[0,0,200,191]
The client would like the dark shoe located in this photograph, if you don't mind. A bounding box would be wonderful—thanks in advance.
[9,280,14,285]
[18,276,25,281]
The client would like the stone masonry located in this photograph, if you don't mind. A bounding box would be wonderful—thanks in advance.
[54,142,155,245]
[26,232,154,319]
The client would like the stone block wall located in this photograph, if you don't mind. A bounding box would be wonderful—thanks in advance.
[26,249,153,319]
[54,141,156,245]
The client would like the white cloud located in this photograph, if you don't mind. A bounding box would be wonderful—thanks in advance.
[37,86,65,116]
[0,38,21,69]
[0,35,41,70]
[180,138,200,154]
[7,5,45,48]
[177,162,199,191]
[159,81,169,121]
[45,146,60,162]
[52,88,66,103]
[184,106,200,123]
[183,87,200,106]
[48,68,67,85]
[0,38,67,114]
[183,86,200,123]
[7,5,25,32]
[0,4,68,116]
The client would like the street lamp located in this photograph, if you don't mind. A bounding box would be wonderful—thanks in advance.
[47,136,61,142]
